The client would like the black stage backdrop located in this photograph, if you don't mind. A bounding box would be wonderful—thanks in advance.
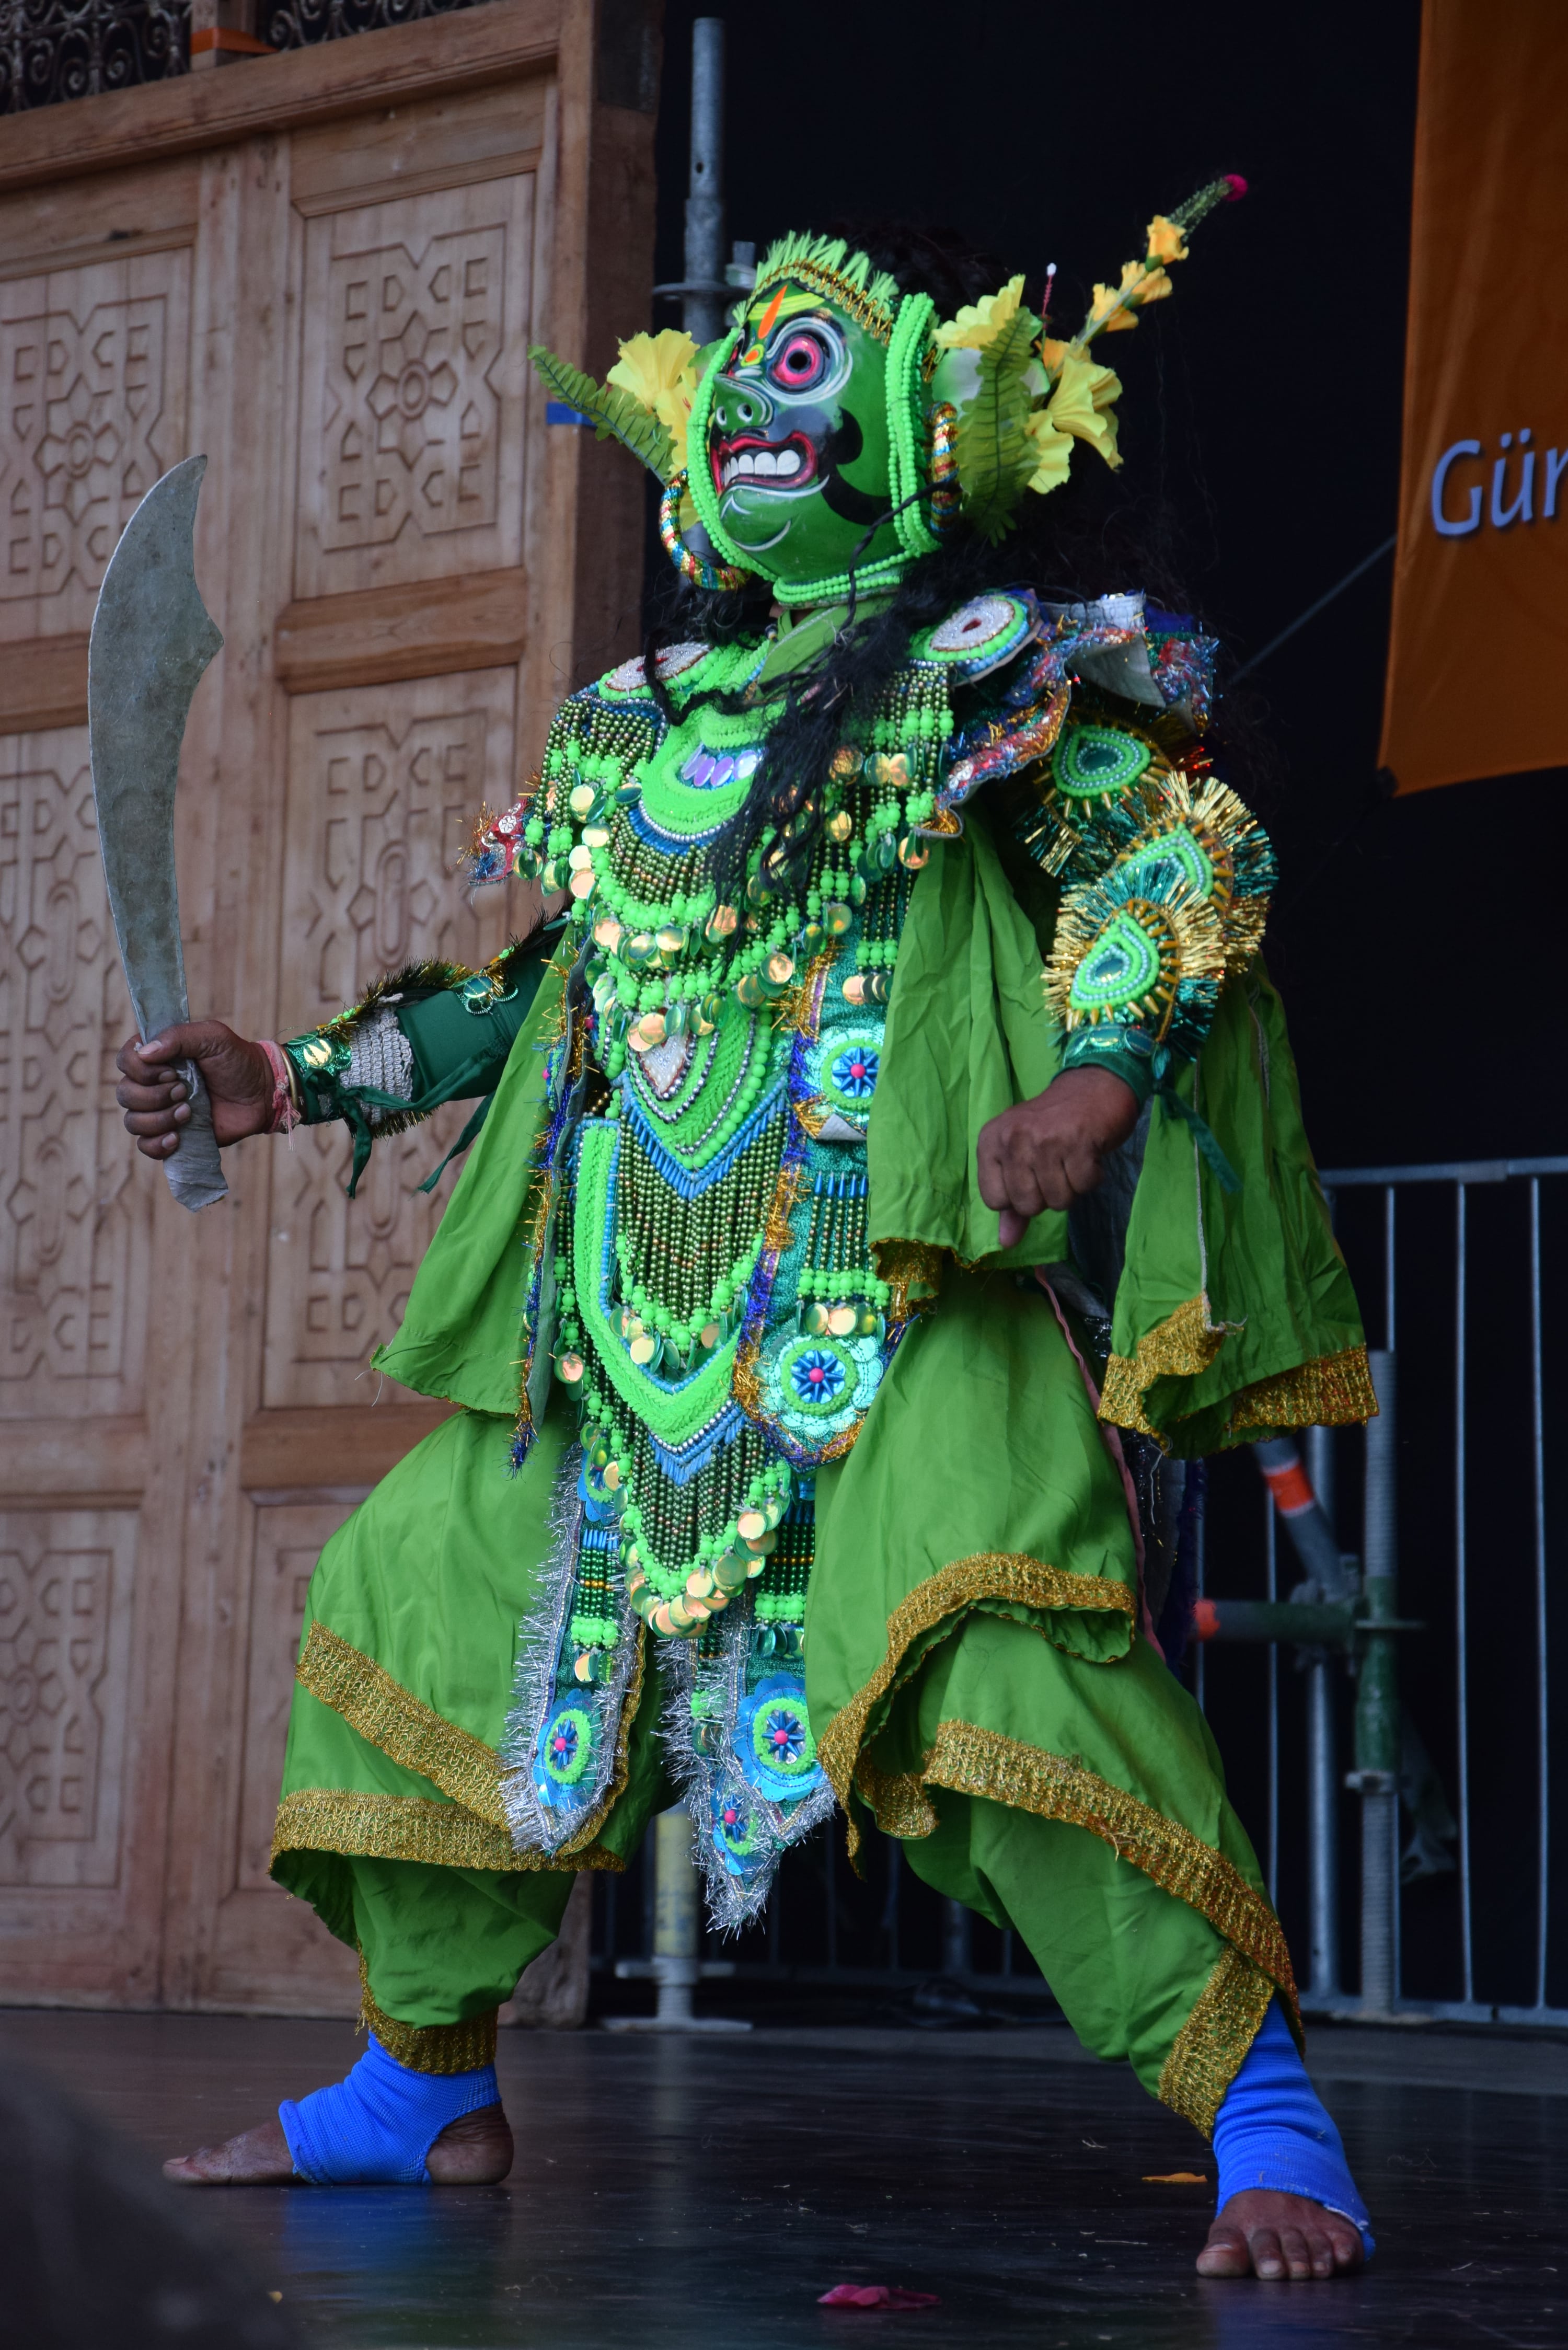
[650,0,1560,1175]
[619,0,1566,2013]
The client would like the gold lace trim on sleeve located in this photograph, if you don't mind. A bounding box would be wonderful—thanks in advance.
[1098,1290,1376,1448]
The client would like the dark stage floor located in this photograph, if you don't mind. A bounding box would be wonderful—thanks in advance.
[2,2007,1565,2348]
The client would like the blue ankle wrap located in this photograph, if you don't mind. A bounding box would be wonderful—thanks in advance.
[1213,1999,1374,2256]
[278,2032,500,2185]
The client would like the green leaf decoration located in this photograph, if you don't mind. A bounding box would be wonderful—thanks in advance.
[529,345,674,480]
[953,303,1041,544]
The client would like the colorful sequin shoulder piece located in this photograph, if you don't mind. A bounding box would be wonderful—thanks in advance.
[462,592,1273,1923]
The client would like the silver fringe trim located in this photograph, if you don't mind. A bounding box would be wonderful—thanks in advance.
[498,1444,639,1857]
[657,1594,836,1936]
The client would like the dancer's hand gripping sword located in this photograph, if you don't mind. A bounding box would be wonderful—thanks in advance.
[89,455,226,1211]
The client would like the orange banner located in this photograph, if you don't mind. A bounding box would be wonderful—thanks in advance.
[1380,1,1568,793]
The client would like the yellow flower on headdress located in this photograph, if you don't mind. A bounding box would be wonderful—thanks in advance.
[1146,215,1190,266]
[1022,408,1074,497]
[1044,350,1123,466]
[1023,351,1123,491]
[1088,260,1172,333]
[933,275,1027,351]
[607,329,701,474]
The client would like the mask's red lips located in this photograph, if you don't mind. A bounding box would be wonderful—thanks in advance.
[711,431,817,496]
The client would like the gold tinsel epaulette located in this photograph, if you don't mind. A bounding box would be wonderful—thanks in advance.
[357,1953,500,2076]
[1158,1942,1282,2138]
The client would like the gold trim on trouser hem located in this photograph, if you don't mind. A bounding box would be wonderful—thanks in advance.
[1159,1942,1279,2138]
[847,1717,1298,2029]
[296,1622,509,1826]
[816,1554,1136,1860]
[355,1953,500,2076]
[270,1788,626,1874]
[291,1619,647,1867]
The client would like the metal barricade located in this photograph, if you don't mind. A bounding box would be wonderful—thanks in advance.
[595,1154,1568,2028]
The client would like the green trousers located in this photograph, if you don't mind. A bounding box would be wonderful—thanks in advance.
[300,1788,1233,2103]
[273,1281,1286,2127]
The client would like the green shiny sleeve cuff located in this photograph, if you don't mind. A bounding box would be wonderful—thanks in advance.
[1060,1024,1157,1107]
[397,951,550,1100]
[280,1034,352,1125]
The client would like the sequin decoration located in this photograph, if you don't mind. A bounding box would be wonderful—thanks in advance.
[1053,722,1154,800]
[601,641,710,697]
[917,590,1039,678]
[758,1326,885,1447]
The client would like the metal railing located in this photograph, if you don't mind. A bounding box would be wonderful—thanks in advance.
[1317,1155,1565,2023]
[592,1154,1568,2032]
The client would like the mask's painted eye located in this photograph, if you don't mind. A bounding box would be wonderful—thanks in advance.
[768,328,832,391]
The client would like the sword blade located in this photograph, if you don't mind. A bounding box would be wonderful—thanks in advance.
[89,455,227,1212]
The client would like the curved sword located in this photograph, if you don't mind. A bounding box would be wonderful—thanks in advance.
[89,455,227,1211]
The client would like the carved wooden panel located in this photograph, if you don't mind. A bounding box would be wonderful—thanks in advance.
[0,731,150,1418]
[263,667,517,1411]
[236,1497,360,1894]
[294,175,533,603]
[0,0,654,2013]
[0,247,191,643]
[0,1505,135,1887]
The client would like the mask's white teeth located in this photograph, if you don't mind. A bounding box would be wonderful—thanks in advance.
[753,450,778,477]
[775,448,801,478]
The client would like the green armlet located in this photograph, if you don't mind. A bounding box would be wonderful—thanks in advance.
[281,924,564,1193]
[398,944,554,1098]
[1060,1026,1155,1108]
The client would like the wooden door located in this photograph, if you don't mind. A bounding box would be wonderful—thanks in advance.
[0,0,658,2012]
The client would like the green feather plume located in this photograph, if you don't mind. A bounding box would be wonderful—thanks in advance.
[529,345,675,479]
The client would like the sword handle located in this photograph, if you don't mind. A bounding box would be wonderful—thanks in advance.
[164,1057,230,1212]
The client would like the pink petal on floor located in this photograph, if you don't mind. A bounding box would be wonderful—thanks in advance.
[818,2284,941,2309]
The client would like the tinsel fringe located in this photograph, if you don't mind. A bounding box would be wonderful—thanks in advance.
[656,1597,838,1936]
[497,1444,645,1861]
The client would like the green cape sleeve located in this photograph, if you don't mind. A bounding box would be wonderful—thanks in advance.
[870,818,1373,1454]
[371,948,569,1416]
[868,816,1069,1272]
[1100,966,1374,1455]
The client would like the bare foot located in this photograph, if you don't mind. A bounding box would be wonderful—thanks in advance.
[162,2103,514,2186]
[1196,2188,1365,2280]
[163,2117,295,2185]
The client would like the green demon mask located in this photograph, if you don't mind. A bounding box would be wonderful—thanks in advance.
[692,285,902,586]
